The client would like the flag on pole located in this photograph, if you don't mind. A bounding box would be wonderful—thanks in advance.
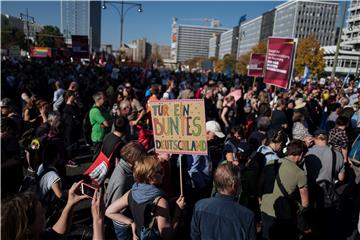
[225,65,232,78]
[342,71,350,87]
[301,64,310,85]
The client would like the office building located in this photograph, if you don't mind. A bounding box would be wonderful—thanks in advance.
[171,18,228,63]
[132,38,151,62]
[260,9,276,42]
[218,26,239,59]
[273,0,339,46]
[323,0,360,76]
[152,43,171,60]
[237,16,262,58]
[208,33,220,59]
[236,0,339,59]
[61,1,101,51]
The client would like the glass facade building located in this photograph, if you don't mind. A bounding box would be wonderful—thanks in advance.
[172,24,228,63]
[273,1,339,46]
[61,0,101,51]
[218,27,239,59]
[237,16,262,58]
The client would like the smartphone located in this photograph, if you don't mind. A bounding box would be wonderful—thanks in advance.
[81,182,97,198]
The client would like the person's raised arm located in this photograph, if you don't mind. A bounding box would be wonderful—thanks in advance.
[52,182,90,234]
[92,189,105,240]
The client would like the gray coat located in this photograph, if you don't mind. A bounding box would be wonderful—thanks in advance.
[105,159,134,208]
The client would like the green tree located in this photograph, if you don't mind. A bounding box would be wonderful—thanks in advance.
[295,35,325,77]
[36,25,65,48]
[1,18,26,49]
[236,41,267,75]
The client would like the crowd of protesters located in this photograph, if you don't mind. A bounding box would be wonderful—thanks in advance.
[1,56,360,240]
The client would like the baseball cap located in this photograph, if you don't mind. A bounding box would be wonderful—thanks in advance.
[206,121,225,138]
[313,129,328,137]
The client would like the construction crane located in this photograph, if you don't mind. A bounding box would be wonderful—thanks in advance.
[172,17,221,27]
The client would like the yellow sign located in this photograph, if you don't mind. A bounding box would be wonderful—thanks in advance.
[150,99,207,155]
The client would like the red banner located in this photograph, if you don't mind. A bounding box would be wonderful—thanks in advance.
[248,53,266,77]
[264,37,296,89]
[30,47,52,58]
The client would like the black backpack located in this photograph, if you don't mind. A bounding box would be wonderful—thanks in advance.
[316,149,340,208]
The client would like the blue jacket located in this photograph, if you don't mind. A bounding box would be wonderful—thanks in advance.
[187,154,212,189]
[191,193,256,240]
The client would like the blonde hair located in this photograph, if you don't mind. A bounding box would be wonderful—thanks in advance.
[133,155,159,184]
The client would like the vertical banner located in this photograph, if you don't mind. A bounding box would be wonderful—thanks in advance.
[248,53,266,77]
[264,37,296,89]
[150,99,207,155]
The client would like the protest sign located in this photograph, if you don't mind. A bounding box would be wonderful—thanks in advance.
[264,37,296,89]
[31,47,52,58]
[248,53,266,77]
[150,99,207,155]
[72,35,89,58]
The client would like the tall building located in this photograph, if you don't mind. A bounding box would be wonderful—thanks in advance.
[260,9,276,42]
[208,33,220,59]
[60,1,101,51]
[344,0,360,51]
[323,0,360,76]
[218,26,239,59]
[273,0,339,46]
[237,16,262,58]
[132,38,151,62]
[236,0,339,59]
[171,18,229,63]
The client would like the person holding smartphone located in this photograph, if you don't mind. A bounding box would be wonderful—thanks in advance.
[106,155,185,240]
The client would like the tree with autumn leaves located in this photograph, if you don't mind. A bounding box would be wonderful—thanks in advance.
[236,41,267,75]
[295,35,325,77]
[227,35,324,77]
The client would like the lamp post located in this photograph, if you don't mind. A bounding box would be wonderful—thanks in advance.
[20,8,35,54]
[102,1,142,51]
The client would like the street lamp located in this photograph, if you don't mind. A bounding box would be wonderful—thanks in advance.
[102,1,143,51]
[20,8,35,54]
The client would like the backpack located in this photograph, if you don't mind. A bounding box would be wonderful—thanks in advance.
[252,148,277,171]
[83,141,123,185]
[82,106,99,146]
[140,196,162,240]
[316,149,340,208]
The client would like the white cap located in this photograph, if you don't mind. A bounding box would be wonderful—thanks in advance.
[206,121,225,138]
